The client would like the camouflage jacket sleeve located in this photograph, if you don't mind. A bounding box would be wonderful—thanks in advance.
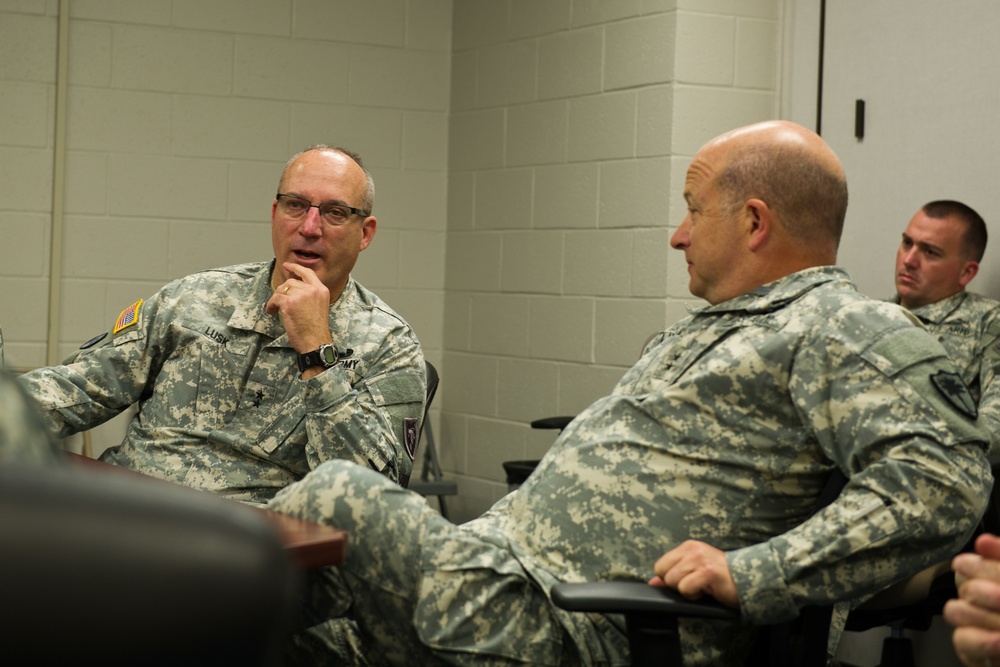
[908,292,1000,451]
[17,301,153,439]
[727,313,991,624]
[0,369,65,465]
[974,309,1000,449]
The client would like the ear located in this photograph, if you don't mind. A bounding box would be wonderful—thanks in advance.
[958,259,979,287]
[359,216,377,251]
[744,198,773,252]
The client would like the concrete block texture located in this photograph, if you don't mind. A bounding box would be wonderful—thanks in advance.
[442,0,780,521]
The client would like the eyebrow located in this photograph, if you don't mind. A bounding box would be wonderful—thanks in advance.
[902,233,946,255]
[285,192,354,208]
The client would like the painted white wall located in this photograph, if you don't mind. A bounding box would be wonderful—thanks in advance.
[440,0,783,519]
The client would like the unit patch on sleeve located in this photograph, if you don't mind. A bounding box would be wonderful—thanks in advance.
[113,299,143,335]
[403,417,418,460]
[930,370,978,420]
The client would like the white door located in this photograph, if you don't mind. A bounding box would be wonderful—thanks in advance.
[800,0,1000,300]
[786,5,1000,664]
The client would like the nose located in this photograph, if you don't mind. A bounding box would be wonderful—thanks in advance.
[298,208,323,237]
[901,246,919,268]
[670,216,691,250]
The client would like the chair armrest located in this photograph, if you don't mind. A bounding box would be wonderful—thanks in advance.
[550,581,739,620]
[552,582,739,666]
[530,416,576,430]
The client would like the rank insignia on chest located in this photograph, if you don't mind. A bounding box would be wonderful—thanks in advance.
[113,299,143,334]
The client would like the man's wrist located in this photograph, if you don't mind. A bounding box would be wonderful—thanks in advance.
[297,343,339,372]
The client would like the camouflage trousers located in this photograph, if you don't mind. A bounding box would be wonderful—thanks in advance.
[268,460,594,666]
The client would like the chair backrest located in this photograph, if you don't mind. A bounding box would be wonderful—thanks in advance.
[0,461,301,665]
[424,360,439,427]
[400,360,438,488]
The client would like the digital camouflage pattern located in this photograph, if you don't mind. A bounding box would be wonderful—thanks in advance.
[903,291,1000,445]
[271,266,991,666]
[0,369,63,466]
[18,261,425,502]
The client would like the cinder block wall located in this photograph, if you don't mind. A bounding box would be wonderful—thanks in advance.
[441,0,781,521]
[0,0,781,520]
[0,0,451,455]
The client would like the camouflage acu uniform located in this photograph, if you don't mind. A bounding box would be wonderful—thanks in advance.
[902,291,1000,445]
[18,261,425,502]
[0,369,63,466]
[270,266,990,666]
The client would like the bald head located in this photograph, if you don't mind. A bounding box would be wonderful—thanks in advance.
[671,121,849,304]
[706,121,848,251]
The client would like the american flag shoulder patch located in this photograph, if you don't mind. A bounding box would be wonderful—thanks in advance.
[113,299,143,334]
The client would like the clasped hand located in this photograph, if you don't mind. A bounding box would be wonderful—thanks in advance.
[649,540,740,609]
[265,262,334,377]
[945,533,1000,666]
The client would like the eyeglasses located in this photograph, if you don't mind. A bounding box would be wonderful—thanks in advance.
[275,193,369,225]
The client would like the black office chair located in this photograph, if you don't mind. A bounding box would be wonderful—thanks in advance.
[410,361,459,518]
[0,461,302,665]
[399,360,439,488]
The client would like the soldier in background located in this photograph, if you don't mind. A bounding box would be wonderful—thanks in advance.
[18,145,425,500]
[892,199,1000,444]
[270,121,991,666]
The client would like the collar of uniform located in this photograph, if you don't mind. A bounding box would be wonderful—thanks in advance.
[691,266,852,316]
[906,290,969,325]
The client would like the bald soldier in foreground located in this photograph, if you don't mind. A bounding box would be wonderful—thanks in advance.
[270,122,991,665]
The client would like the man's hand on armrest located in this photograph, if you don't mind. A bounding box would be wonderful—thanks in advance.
[650,539,740,609]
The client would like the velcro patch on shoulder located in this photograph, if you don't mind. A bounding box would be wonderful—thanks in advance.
[983,315,1000,362]
[113,299,143,335]
[861,325,946,377]
[930,370,979,420]
[368,371,425,406]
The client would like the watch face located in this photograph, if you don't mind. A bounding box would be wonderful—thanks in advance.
[320,345,338,365]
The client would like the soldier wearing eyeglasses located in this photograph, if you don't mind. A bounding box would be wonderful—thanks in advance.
[19,145,426,499]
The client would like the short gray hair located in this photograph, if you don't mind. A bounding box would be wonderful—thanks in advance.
[717,143,848,246]
[279,145,375,214]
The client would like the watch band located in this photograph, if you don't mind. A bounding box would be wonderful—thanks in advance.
[296,344,339,372]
